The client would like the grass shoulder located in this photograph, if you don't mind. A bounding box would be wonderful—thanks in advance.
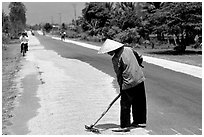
[2,42,22,135]
[74,39,202,67]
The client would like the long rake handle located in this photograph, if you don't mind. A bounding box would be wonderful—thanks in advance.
[92,93,121,127]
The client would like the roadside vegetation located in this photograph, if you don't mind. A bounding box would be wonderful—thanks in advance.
[2,2,27,44]
[43,2,202,53]
[41,2,202,67]
[2,2,27,134]
[3,2,202,53]
[2,2,202,74]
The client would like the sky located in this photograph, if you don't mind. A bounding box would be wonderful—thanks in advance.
[2,1,86,25]
[2,0,196,25]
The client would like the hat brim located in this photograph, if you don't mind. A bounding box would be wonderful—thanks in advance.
[98,39,124,54]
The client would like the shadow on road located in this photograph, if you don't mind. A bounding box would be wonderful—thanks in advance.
[95,123,144,132]
[146,49,202,55]
[95,123,120,130]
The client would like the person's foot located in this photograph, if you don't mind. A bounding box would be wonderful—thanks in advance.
[112,127,130,132]
[137,123,146,127]
[131,123,146,128]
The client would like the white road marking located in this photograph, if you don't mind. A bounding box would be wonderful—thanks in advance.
[183,128,196,135]
[171,128,182,135]
[143,56,202,79]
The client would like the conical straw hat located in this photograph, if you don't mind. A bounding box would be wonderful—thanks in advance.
[98,39,124,54]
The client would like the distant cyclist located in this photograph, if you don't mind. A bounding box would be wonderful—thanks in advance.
[31,30,35,36]
[61,31,66,41]
[19,32,29,53]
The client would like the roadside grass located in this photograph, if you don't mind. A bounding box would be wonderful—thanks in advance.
[2,42,22,135]
[136,47,202,67]
[75,39,202,67]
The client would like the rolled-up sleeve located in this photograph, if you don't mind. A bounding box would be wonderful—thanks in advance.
[112,57,125,87]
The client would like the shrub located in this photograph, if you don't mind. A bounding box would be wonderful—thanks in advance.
[79,33,89,40]
[66,30,78,38]
[2,33,10,44]
[107,26,121,39]
[114,28,139,44]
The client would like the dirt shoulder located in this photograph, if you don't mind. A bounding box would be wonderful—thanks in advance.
[2,43,22,135]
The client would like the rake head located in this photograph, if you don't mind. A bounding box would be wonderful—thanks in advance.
[85,125,100,134]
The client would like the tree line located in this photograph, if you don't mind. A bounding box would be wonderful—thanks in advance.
[2,2,27,42]
[74,2,202,51]
[2,2,202,51]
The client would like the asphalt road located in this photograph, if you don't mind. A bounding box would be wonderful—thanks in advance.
[17,33,201,135]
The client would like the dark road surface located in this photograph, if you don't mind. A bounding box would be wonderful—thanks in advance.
[37,34,202,135]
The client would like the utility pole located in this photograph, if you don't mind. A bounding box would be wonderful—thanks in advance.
[72,3,77,25]
[51,16,53,24]
[58,13,61,25]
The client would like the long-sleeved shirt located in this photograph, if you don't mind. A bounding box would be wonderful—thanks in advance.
[112,47,145,90]
[19,35,29,44]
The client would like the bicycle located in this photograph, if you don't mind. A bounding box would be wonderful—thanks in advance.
[21,43,28,56]
[61,34,65,41]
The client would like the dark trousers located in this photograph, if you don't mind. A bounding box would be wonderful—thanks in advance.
[120,81,147,128]
[21,43,28,53]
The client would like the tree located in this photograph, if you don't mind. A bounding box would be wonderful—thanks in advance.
[2,10,10,33]
[77,2,201,51]
[81,2,113,36]
[9,2,27,37]
[43,23,53,32]
[112,2,140,30]
[146,2,202,51]
[2,10,11,43]
[30,24,41,30]
[61,23,67,32]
